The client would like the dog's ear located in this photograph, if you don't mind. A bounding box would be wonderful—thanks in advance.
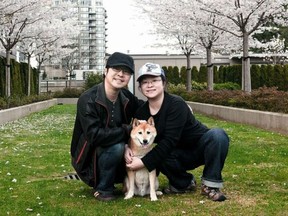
[147,117,155,126]
[132,118,140,127]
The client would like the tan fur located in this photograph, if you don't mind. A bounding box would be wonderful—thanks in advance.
[124,117,162,201]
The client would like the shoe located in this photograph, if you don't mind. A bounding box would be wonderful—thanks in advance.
[201,184,227,202]
[163,179,196,194]
[94,191,116,201]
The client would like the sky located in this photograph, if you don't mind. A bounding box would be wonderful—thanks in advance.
[102,0,176,55]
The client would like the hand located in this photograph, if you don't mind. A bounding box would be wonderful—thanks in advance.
[124,146,133,164]
[126,157,144,171]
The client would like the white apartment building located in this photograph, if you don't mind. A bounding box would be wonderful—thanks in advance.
[47,0,107,80]
[75,0,106,72]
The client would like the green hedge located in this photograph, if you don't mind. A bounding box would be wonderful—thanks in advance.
[168,86,288,114]
[163,64,288,91]
[0,56,38,97]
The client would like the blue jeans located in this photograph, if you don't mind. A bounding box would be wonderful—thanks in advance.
[159,128,229,189]
[95,142,125,195]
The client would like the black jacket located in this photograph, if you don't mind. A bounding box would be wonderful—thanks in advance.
[135,92,209,172]
[70,82,143,187]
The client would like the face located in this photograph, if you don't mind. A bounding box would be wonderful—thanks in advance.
[139,75,164,99]
[130,117,157,149]
[105,66,132,89]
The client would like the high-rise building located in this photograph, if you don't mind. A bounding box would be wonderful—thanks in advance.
[75,0,106,72]
[50,0,107,80]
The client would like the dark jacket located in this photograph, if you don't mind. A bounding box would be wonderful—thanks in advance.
[134,92,209,172]
[70,82,143,187]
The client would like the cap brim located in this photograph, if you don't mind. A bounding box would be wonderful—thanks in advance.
[107,63,134,74]
[136,74,160,81]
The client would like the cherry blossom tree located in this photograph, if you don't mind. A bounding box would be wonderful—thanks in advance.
[133,1,198,91]
[188,9,240,90]
[19,2,80,95]
[199,0,288,92]
[251,26,288,64]
[0,0,51,97]
[134,0,238,91]
[0,0,80,96]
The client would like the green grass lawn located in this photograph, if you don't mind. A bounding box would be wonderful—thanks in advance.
[0,104,287,216]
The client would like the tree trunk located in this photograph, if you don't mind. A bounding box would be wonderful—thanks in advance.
[69,70,72,88]
[5,50,11,97]
[206,47,213,90]
[37,62,42,95]
[185,53,192,91]
[242,33,251,92]
[28,55,31,96]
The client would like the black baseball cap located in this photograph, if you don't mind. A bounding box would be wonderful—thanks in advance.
[106,52,135,74]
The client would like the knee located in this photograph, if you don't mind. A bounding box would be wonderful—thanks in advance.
[98,142,125,163]
[208,128,229,148]
[109,142,125,157]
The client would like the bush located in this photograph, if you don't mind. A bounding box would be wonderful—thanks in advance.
[167,81,207,93]
[191,81,206,90]
[167,83,186,95]
[0,94,53,110]
[168,85,288,114]
[214,82,241,90]
[53,88,84,98]
[1,83,288,114]
[0,97,6,109]
[84,73,103,90]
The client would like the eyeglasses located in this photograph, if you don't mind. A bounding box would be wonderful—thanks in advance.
[141,79,162,87]
[110,66,132,76]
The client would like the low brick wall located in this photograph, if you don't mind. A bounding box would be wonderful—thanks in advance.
[0,98,79,125]
[1,99,287,135]
[187,101,288,135]
[57,98,78,104]
[0,99,58,125]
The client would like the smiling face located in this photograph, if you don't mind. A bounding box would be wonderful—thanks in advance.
[105,66,132,90]
[130,117,157,151]
[139,75,164,99]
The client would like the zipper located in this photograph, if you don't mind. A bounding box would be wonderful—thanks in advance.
[96,100,110,127]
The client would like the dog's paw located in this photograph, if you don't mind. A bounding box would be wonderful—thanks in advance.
[150,196,158,201]
[124,193,134,200]
[156,191,163,196]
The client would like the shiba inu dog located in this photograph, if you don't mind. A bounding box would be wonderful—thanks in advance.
[124,117,161,201]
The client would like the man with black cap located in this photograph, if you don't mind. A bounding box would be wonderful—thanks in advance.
[70,52,143,201]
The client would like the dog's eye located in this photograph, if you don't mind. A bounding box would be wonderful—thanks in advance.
[138,132,142,135]
[147,131,150,134]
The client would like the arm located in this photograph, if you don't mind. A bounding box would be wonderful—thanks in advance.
[141,98,190,172]
[125,144,145,170]
[124,144,133,164]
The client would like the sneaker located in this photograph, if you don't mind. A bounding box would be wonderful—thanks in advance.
[94,191,116,201]
[201,184,227,202]
[163,179,197,194]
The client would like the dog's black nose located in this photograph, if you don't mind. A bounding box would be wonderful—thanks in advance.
[143,139,148,145]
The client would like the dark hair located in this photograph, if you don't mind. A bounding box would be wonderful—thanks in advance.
[138,74,166,83]
[138,75,166,89]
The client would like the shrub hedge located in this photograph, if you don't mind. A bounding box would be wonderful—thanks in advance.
[168,85,288,114]
[0,57,38,97]
[1,61,288,114]
[164,64,288,91]
[0,94,53,110]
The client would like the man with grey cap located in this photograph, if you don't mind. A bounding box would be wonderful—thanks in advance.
[70,52,143,201]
